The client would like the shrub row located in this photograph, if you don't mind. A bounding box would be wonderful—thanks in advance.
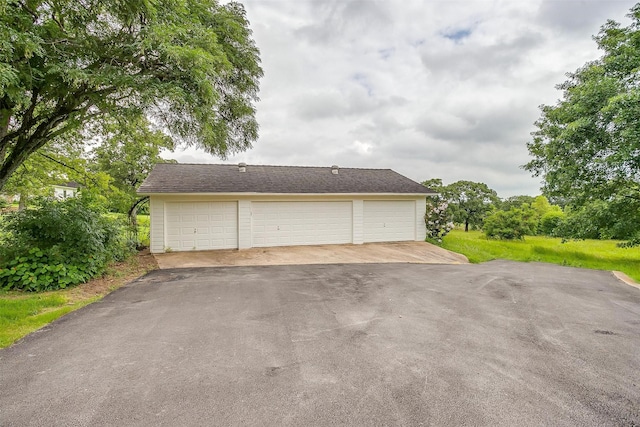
[0,197,135,291]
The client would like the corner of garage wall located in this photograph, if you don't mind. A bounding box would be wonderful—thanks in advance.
[416,197,427,241]
[149,196,165,253]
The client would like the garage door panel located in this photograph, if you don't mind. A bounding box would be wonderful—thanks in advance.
[364,201,415,243]
[165,202,238,251]
[252,201,352,247]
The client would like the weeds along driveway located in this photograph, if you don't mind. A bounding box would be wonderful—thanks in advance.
[1,261,639,426]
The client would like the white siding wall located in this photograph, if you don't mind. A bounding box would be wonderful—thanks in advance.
[149,197,165,253]
[416,197,428,241]
[53,186,77,199]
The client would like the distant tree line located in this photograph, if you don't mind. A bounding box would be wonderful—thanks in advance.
[422,178,637,246]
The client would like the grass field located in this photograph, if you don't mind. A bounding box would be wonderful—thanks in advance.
[442,230,640,282]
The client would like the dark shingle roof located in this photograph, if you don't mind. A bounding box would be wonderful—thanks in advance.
[138,164,434,195]
[55,181,79,188]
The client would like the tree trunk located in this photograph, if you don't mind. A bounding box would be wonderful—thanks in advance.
[0,109,10,152]
[0,93,82,191]
[18,193,26,211]
[465,220,469,232]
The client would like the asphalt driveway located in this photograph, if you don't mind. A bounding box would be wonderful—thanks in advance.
[1,261,639,426]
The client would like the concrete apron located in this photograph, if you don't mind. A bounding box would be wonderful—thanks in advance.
[154,241,469,269]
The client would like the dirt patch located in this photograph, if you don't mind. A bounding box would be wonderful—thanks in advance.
[65,250,158,303]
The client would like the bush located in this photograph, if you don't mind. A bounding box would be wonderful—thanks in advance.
[539,211,565,236]
[0,196,134,291]
[483,207,537,240]
[425,198,454,243]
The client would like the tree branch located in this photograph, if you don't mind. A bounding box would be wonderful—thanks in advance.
[35,152,97,185]
[22,88,40,130]
[18,0,38,21]
[622,194,640,201]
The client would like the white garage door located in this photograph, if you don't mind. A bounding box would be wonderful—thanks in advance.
[252,201,352,247]
[363,201,416,243]
[165,202,238,251]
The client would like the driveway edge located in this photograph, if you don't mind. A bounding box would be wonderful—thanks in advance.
[612,270,640,289]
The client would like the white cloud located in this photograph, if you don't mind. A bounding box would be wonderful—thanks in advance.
[164,0,639,198]
[349,140,373,156]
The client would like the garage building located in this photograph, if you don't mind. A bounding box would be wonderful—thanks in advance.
[138,163,435,253]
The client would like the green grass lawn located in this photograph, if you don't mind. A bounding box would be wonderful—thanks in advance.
[0,294,98,348]
[442,230,640,282]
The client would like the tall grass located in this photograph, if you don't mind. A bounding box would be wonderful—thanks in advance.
[137,214,150,247]
[442,230,640,282]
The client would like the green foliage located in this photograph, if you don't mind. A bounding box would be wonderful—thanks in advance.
[524,4,640,244]
[421,178,444,193]
[92,116,175,214]
[0,0,262,189]
[498,195,564,236]
[136,214,151,248]
[539,211,565,236]
[483,207,538,240]
[530,196,560,221]
[499,195,535,211]
[442,230,640,282]
[442,180,499,232]
[557,197,639,241]
[0,196,133,291]
[2,137,89,207]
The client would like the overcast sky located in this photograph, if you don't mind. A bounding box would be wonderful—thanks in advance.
[165,0,637,198]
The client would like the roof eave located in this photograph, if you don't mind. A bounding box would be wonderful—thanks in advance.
[137,191,436,197]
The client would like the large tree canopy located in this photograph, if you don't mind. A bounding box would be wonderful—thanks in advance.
[0,0,262,190]
[524,4,640,210]
[441,180,498,232]
[92,116,175,219]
